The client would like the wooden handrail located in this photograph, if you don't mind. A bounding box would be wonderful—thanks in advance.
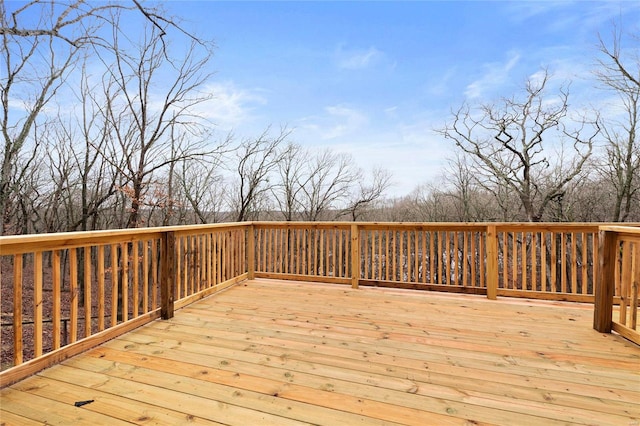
[594,226,640,343]
[2,221,639,387]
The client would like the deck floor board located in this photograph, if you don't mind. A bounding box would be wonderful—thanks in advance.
[2,279,639,425]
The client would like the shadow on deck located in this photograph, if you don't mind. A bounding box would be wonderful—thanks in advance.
[1,278,639,425]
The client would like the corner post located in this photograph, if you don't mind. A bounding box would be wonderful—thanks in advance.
[351,224,360,289]
[486,225,498,300]
[594,230,616,333]
[161,231,176,320]
[247,224,256,280]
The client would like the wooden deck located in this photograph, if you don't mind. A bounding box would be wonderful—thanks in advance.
[1,279,639,425]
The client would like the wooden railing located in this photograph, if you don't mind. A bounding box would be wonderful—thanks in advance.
[0,223,249,386]
[252,222,606,302]
[2,221,638,386]
[594,226,640,344]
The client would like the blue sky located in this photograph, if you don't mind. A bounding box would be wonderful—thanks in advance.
[167,1,639,196]
[113,2,640,194]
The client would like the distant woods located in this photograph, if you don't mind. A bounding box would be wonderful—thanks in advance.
[1,2,638,235]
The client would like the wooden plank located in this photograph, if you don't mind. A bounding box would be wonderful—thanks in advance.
[631,242,638,330]
[161,231,175,320]
[571,232,578,294]
[350,224,359,289]
[462,232,468,287]
[453,231,459,285]
[52,250,62,349]
[501,231,508,289]
[522,232,528,291]
[13,254,23,366]
[152,239,158,310]
[581,233,588,295]
[0,310,160,388]
[10,375,226,425]
[531,232,537,291]
[486,226,498,300]
[247,225,255,280]
[97,245,105,331]
[561,232,567,293]
[69,248,78,343]
[110,244,118,328]
[142,240,149,314]
[620,240,632,325]
[541,232,547,292]
[1,389,133,425]
[175,236,182,299]
[34,252,43,357]
[478,232,485,288]
[594,231,617,332]
[551,232,557,293]
[121,243,129,322]
[84,246,92,337]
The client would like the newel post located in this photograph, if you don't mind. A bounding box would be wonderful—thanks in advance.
[351,224,360,289]
[247,224,256,280]
[486,225,498,300]
[594,230,616,333]
[161,231,176,320]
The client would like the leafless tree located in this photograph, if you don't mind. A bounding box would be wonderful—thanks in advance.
[272,142,308,221]
[343,167,392,221]
[1,0,207,234]
[297,149,359,221]
[438,70,598,222]
[595,28,640,222]
[231,128,289,222]
[98,15,217,228]
[177,152,228,224]
[1,4,78,234]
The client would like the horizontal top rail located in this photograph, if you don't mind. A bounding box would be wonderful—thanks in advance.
[0,222,250,255]
[599,225,640,235]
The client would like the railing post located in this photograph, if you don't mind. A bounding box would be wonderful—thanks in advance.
[594,230,616,333]
[247,224,255,280]
[351,224,360,289]
[486,225,498,300]
[161,231,176,320]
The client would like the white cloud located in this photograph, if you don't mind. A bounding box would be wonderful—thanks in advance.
[192,81,267,131]
[336,45,384,70]
[464,51,521,99]
[299,104,369,140]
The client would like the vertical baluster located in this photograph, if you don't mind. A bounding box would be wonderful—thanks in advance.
[70,248,78,342]
[111,244,118,327]
[52,250,62,348]
[13,254,23,365]
[97,246,105,330]
[132,242,139,318]
[142,241,149,313]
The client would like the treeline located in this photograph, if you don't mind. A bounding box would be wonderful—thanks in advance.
[1,2,638,236]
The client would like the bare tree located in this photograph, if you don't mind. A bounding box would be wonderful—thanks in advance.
[0,0,207,234]
[298,150,359,221]
[595,28,640,222]
[438,70,598,222]
[231,128,289,222]
[343,167,392,221]
[99,15,217,228]
[272,142,308,221]
[177,152,228,224]
[1,4,79,234]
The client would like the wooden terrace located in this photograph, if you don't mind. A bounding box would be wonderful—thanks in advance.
[1,222,639,424]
